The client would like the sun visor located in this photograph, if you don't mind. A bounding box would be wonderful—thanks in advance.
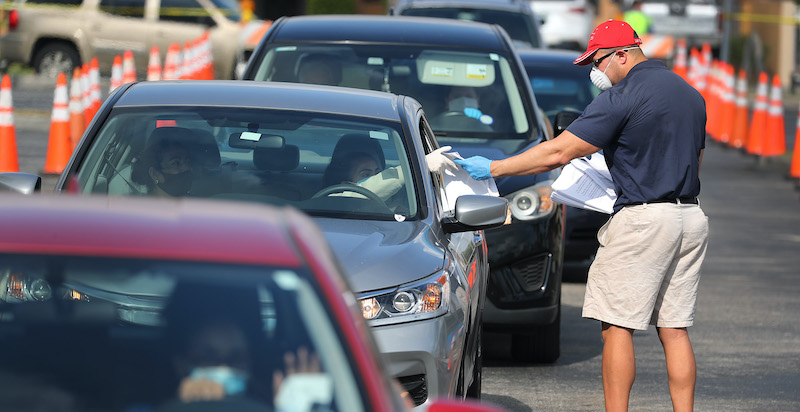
[416,51,496,87]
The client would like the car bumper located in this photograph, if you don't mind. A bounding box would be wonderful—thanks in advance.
[370,313,463,407]
[481,212,564,328]
[564,206,607,264]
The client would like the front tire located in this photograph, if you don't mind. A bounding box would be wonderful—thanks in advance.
[32,42,81,79]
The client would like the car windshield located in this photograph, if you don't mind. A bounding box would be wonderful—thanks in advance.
[526,64,599,124]
[251,44,535,140]
[210,0,241,22]
[399,7,542,48]
[0,254,367,412]
[71,106,419,221]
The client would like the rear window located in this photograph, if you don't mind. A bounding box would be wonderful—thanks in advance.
[400,7,542,48]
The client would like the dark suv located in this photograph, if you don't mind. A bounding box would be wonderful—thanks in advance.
[242,15,565,363]
[390,0,545,50]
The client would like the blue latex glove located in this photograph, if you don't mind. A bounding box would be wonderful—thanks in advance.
[463,108,482,120]
[454,156,493,181]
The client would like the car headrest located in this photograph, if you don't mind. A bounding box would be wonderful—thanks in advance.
[253,144,299,172]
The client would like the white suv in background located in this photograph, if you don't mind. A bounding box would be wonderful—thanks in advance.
[529,0,596,51]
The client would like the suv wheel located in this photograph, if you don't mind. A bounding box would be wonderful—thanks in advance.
[33,42,81,78]
[510,306,561,363]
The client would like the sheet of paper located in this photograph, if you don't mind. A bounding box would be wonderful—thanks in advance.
[442,152,500,212]
[552,154,617,214]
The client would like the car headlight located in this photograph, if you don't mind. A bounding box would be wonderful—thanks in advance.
[506,180,557,221]
[358,271,450,326]
[0,272,90,303]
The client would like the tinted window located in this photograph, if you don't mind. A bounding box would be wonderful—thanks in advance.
[160,0,213,25]
[99,0,144,18]
[73,106,419,221]
[525,63,599,124]
[26,0,81,5]
[0,254,366,411]
[400,7,542,48]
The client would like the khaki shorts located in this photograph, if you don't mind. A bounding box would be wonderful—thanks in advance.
[582,202,709,330]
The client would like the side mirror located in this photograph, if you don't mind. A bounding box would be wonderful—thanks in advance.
[553,110,581,137]
[0,173,42,194]
[441,195,509,233]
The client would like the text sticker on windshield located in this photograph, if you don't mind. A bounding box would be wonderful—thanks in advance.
[368,57,384,65]
[466,64,487,80]
[431,64,454,77]
[275,46,297,52]
[240,132,261,141]
[370,131,389,140]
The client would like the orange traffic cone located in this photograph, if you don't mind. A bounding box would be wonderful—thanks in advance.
[729,68,749,149]
[163,43,182,80]
[89,57,101,116]
[789,107,800,180]
[201,30,215,79]
[763,74,786,157]
[68,68,85,150]
[717,63,736,144]
[0,74,19,173]
[43,73,72,175]
[182,41,195,80]
[147,46,162,81]
[673,38,688,82]
[122,50,137,84]
[706,60,721,140]
[109,54,123,93]
[81,64,94,128]
[746,71,769,156]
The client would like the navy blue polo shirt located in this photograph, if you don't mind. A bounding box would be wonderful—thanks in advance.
[566,59,706,212]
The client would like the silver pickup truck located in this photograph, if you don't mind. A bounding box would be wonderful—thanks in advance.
[638,0,723,51]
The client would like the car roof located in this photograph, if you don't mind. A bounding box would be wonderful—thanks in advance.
[0,194,304,267]
[114,80,405,122]
[267,14,508,51]
[394,0,533,13]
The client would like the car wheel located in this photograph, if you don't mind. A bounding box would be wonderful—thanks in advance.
[33,42,81,79]
[510,306,560,363]
[465,322,482,399]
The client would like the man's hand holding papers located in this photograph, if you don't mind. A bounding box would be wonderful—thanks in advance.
[551,153,617,214]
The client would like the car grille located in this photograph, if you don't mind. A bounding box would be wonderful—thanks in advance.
[397,374,427,406]
[489,253,552,305]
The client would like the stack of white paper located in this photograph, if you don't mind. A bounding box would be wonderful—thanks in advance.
[442,152,500,213]
[551,153,617,214]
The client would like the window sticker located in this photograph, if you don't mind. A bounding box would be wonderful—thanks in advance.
[431,65,454,78]
[466,64,487,80]
[490,53,499,61]
[368,57,384,65]
[275,46,297,52]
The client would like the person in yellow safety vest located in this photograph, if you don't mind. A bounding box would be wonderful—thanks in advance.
[623,0,652,36]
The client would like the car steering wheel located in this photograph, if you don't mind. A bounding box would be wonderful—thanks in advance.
[312,184,391,210]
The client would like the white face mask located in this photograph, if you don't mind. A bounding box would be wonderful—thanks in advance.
[448,96,478,112]
[589,47,637,91]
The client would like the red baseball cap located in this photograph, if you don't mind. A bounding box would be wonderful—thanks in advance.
[573,20,643,66]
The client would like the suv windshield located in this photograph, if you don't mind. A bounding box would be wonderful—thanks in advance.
[0,254,365,411]
[251,44,535,139]
[72,106,418,221]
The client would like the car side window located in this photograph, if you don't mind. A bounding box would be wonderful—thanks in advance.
[99,0,145,18]
[160,0,214,26]
[419,115,449,215]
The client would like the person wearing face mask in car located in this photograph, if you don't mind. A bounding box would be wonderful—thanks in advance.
[454,20,708,412]
[132,128,198,197]
[431,86,493,132]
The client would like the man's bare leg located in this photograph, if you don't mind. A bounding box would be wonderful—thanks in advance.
[657,327,695,412]
[601,323,636,412]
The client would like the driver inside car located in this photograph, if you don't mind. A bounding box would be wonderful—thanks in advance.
[430,86,493,132]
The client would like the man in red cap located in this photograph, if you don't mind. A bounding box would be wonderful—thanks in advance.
[455,20,708,412]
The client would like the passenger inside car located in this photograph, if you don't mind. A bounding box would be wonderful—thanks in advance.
[430,86,493,132]
[296,53,342,86]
